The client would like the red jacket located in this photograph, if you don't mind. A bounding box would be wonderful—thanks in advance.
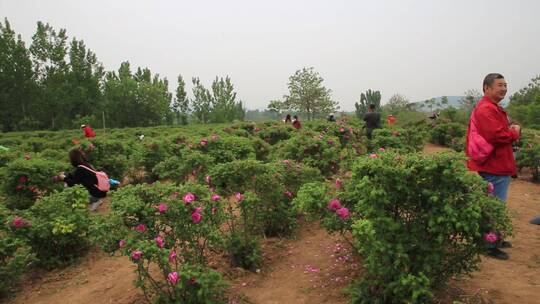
[466,96,519,175]
[83,126,96,138]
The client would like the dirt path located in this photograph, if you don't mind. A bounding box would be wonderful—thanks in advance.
[7,143,540,304]
[229,222,360,304]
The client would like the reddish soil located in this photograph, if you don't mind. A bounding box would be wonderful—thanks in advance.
[6,143,540,304]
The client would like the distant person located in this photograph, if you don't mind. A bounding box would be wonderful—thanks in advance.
[284,114,292,123]
[292,115,302,129]
[387,114,396,125]
[363,104,381,140]
[59,148,108,210]
[81,124,96,138]
[327,113,336,122]
[466,73,520,260]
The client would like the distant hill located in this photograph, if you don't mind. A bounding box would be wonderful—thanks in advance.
[411,96,464,112]
[411,95,509,111]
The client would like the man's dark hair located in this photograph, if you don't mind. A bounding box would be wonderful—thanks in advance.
[483,73,504,92]
[369,104,376,110]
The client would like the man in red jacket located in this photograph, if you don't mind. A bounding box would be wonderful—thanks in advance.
[81,124,96,138]
[466,73,520,260]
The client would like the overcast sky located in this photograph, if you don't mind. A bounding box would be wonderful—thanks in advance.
[2,0,540,110]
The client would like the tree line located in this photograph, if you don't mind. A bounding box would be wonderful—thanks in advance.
[0,19,245,132]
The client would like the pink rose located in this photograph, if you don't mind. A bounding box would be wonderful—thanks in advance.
[183,192,196,204]
[211,207,217,215]
[211,134,219,141]
[118,239,126,248]
[18,176,28,184]
[155,236,165,248]
[339,128,345,132]
[327,140,334,146]
[135,224,146,232]
[131,250,143,261]
[369,153,377,158]
[12,217,26,228]
[158,203,168,214]
[191,211,202,224]
[335,179,342,189]
[282,159,291,166]
[200,139,208,146]
[167,271,179,284]
[205,175,212,185]
[235,192,243,202]
[194,206,203,213]
[336,207,349,220]
[378,147,385,152]
[483,232,498,243]
[327,198,342,211]
[211,194,221,202]
[284,191,293,198]
[168,250,177,263]
[487,182,494,194]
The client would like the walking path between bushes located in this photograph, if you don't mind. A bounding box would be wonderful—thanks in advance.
[7,143,540,304]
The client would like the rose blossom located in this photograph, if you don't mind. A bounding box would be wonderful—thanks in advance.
[158,203,168,214]
[12,217,26,228]
[191,211,202,224]
[167,271,179,284]
[327,198,342,211]
[235,192,243,202]
[168,250,177,263]
[483,232,498,243]
[335,179,342,189]
[183,192,196,204]
[135,224,146,232]
[487,182,494,194]
[211,194,221,202]
[118,239,126,248]
[131,250,143,261]
[155,236,165,248]
[336,207,349,220]
[200,139,208,146]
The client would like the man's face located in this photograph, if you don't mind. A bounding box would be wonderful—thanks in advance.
[485,78,507,102]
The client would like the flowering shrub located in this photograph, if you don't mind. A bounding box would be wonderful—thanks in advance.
[371,128,426,153]
[12,186,93,268]
[0,205,35,296]
[430,122,466,147]
[194,135,256,164]
[94,182,227,302]
[210,160,298,236]
[346,151,512,303]
[153,150,214,183]
[273,130,341,175]
[133,140,170,180]
[80,138,130,179]
[516,133,540,182]
[257,123,294,145]
[0,158,66,210]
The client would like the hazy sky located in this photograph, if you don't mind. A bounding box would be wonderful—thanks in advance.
[2,0,540,110]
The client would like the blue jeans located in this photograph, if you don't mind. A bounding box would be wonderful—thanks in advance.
[479,172,510,202]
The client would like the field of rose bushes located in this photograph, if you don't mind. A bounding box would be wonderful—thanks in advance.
[1,116,539,303]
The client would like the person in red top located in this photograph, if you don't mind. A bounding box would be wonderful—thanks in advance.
[81,124,96,138]
[466,73,520,260]
[386,115,396,125]
[292,115,302,129]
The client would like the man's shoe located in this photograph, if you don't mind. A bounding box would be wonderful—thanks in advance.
[487,248,509,260]
[500,241,512,248]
